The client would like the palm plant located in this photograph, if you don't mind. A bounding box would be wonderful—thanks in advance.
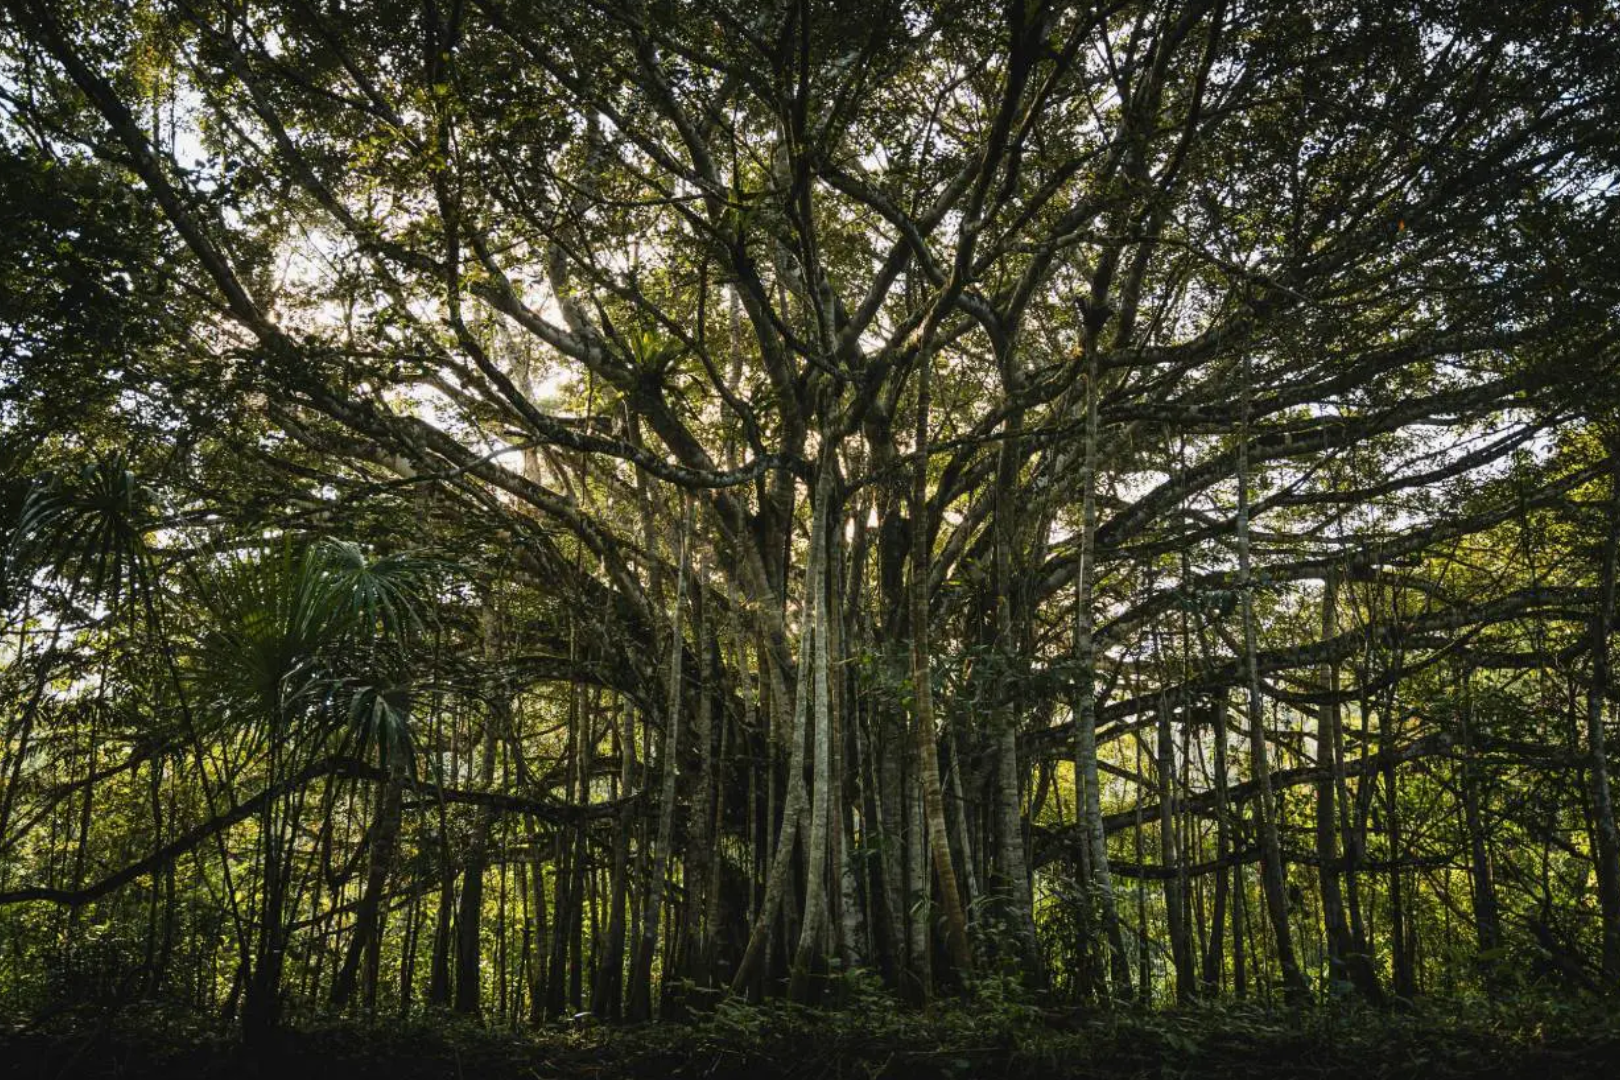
[7,470,440,1037]
[2,459,159,871]
[9,458,155,610]
[184,537,436,1040]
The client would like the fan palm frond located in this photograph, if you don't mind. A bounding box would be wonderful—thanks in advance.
[9,456,154,608]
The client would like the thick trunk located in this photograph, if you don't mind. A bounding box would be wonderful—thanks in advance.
[398,872,422,1017]
[1382,691,1416,999]
[1201,697,1230,995]
[909,350,974,983]
[1133,733,1149,1004]
[993,420,1043,986]
[542,828,572,1017]
[1158,697,1194,1003]
[1315,569,1377,1000]
[706,706,730,980]
[945,722,980,924]
[906,754,933,1002]
[1231,850,1247,999]
[827,537,863,973]
[1345,690,1376,970]
[591,700,637,1020]
[838,800,865,976]
[729,489,819,999]
[1236,356,1308,1004]
[242,718,299,1048]
[1589,439,1620,984]
[681,572,716,988]
[453,738,497,1014]
[628,498,690,1020]
[524,824,545,1025]
[790,465,836,1001]
[546,666,591,1018]
[1074,334,1130,999]
[878,703,911,993]
[427,870,454,1007]
[995,717,1042,985]
[1458,666,1501,976]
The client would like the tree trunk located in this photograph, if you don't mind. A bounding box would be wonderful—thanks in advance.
[877,699,910,994]
[681,570,717,990]
[1158,695,1194,1003]
[242,780,287,1049]
[453,732,497,1015]
[1073,328,1130,999]
[427,869,454,1007]
[1316,569,1377,1000]
[906,751,933,1002]
[1457,665,1500,979]
[1201,696,1230,995]
[993,416,1043,986]
[909,350,974,984]
[628,496,690,1020]
[790,463,836,1001]
[331,748,406,1011]
[591,698,636,1020]
[242,721,293,1049]
[456,607,506,1015]
[1382,691,1416,1000]
[1236,354,1308,1004]
[730,489,820,998]
[1588,436,1620,985]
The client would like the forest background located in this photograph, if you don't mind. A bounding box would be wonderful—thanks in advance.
[3,0,1620,1072]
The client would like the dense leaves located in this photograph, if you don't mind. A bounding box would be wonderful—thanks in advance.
[1,0,1619,1063]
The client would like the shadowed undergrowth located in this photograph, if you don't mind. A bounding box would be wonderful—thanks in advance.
[5,996,1618,1080]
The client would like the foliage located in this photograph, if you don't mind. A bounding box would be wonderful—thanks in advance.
[2,0,1620,1059]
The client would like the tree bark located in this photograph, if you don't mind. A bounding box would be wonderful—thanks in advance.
[1236,354,1308,1004]
[1074,324,1131,999]
[628,496,691,1020]
[1457,665,1500,979]
[994,415,1043,986]
[1158,695,1194,1003]
[729,488,820,998]
[1381,689,1416,1000]
[1588,435,1620,984]
[591,698,637,1019]
[1201,696,1230,995]
[330,748,406,1011]
[1316,568,1375,1000]
[909,349,974,984]
[791,463,836,1001]
[453,705,499,1015]
[241,742,288,1049]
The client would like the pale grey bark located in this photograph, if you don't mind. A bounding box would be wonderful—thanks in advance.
[1074,328,1130,998]
[910,350,974,982]
[791,463,836,1001]
[1236,354,1307,1003]
[994,419,1041,985]
[628,497,690,1020]
[730,477,822,997]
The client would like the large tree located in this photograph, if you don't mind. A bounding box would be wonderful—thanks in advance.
[2,0,1619,1030]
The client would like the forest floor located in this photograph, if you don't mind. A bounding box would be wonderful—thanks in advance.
[4,995,1618,1080]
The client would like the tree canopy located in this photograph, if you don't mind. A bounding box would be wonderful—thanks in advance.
[2,0,1620,1041]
